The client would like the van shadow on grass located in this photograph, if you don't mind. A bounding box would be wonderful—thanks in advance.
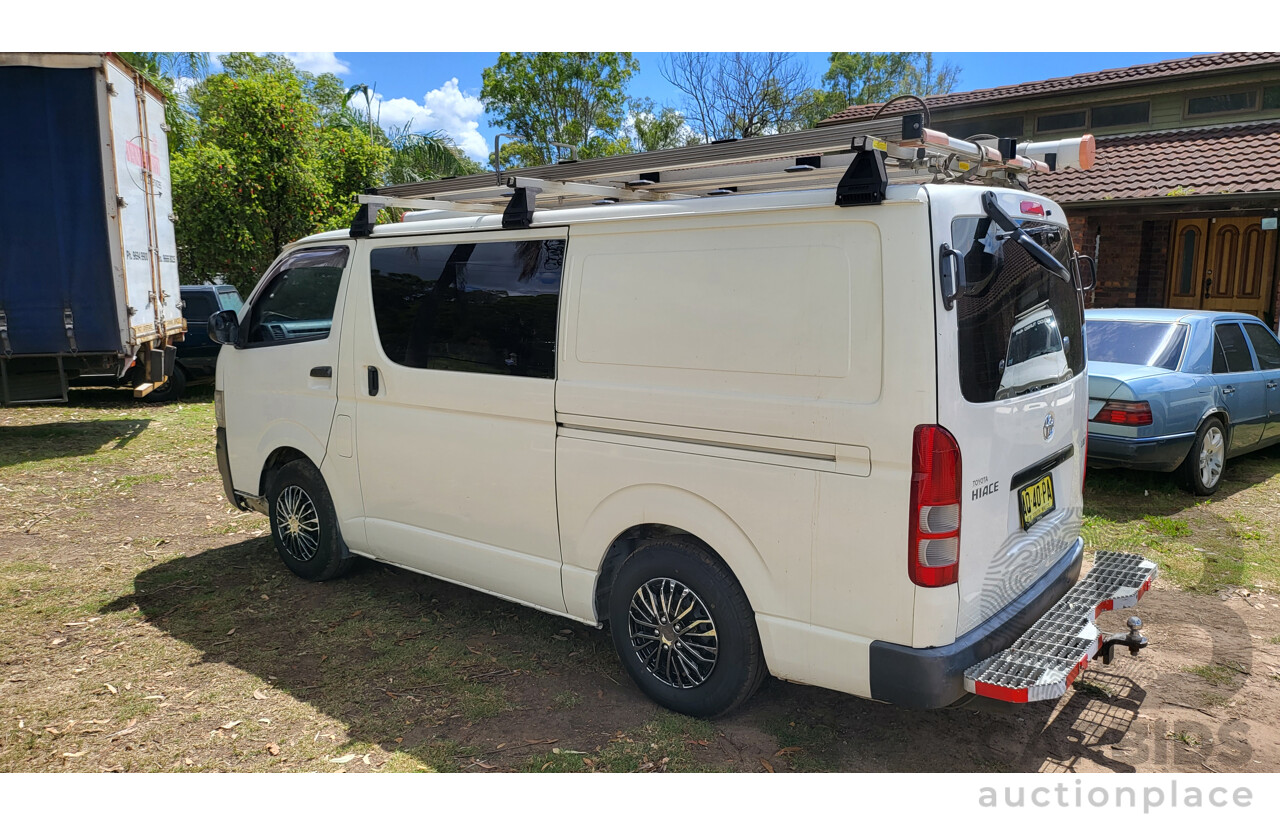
[0,419,151,469]
[99,536,666,769]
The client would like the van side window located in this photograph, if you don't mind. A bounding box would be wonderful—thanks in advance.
[369,239,564,378]
[245,247,349,345]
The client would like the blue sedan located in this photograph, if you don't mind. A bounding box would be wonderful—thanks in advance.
[1085,309,1280,494]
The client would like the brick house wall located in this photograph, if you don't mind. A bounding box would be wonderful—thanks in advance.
[1068,212,1170,309]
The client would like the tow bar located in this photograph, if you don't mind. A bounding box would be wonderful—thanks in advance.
[964,552,1157,703]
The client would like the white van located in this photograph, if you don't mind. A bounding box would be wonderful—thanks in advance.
[210,123,1153,716]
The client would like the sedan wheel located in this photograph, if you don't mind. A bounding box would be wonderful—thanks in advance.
[1178,419,1227,496]
[1197,426,1225,490]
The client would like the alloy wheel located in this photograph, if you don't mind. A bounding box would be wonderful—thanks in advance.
[275,485,320,562]
[628,577,719,689]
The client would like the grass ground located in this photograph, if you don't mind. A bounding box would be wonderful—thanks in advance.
[2,388,1279,772]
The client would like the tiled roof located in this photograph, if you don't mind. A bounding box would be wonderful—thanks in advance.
[1028,120,1280,203]
[819,52,1280,125]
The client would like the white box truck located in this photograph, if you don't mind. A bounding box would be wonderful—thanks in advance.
[0,52,185,404]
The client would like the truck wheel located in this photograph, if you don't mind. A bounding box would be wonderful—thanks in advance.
[267,460,355,581]
[1178,417,1227,496]
[145,366,186,403]
[608,539,766,718]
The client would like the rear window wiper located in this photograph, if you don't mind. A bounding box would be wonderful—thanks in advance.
[981,191,1072,283]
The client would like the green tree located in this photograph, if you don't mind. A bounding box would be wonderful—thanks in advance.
[801,52,962,126]
[481,52,638,168]
[171,54,385,293]
[626,97,698,152]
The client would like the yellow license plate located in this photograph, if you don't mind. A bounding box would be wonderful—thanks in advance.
[1019,473,1056,530]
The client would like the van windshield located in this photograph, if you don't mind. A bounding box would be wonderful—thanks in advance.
[951,217,1084,403]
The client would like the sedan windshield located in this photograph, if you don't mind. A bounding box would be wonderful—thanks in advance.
[1086,320,1187,370]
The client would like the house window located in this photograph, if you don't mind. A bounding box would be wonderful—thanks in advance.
[1035,110,1087,133]
[1186,90,1258,116]
[933,115,1025,140]
[1263,86,1280,110]
[1090,101,1150,128]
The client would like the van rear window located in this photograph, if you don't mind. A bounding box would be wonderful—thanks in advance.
[951,217,1084,402]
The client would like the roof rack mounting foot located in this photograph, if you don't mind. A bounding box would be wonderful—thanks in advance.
[503,187,537,229]
[349,188,380,238]
[835,147,888,207]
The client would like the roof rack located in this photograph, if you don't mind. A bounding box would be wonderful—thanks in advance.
[350,114,1096,236]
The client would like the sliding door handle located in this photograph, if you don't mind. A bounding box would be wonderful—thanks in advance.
[367,365,380,396]
[309,366,332,378]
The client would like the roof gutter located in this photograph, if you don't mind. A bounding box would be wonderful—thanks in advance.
[1058,191,1280,209]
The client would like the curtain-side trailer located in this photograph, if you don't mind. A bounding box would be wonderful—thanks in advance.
[0,52,185,404]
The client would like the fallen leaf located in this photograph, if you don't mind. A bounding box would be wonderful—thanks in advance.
[330,754,357,764]
[253,689,269,700]
[774,746,803,757]
[144,695,165,700]
[363,627,375,639]
[362,754,371,765]
[394,737,404,744]
[219,720,241,730]
[687,739,710,747]
[226,627,237,636]
[62,751,87,758]
[759,758,775,773]
[266,743,280,756]
[50,638,67,647]
[106,684,118,695]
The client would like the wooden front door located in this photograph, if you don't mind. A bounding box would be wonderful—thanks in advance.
[1167,217,1277,317]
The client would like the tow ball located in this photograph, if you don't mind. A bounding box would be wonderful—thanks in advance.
[1094,616,1148,666]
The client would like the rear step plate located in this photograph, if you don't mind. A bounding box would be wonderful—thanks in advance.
[964,552,1157,703]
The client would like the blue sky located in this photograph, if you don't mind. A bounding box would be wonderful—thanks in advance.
[283,52,1200,162]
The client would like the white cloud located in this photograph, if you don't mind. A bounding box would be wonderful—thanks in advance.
[354,78,488,161]
[280,52,350,75]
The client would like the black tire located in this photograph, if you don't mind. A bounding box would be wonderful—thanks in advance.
[608,539,766,718]
[1177,417,1228,496]
[267,459,355,581]
[144,366,186,403]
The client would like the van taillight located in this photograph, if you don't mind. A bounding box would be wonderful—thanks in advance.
[1093,400,1153,426]
[909,425,961,588]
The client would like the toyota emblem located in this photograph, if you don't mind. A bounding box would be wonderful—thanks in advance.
[1043,413,1055,441]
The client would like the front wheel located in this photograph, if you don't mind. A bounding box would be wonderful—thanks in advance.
[267,460,355,581]
[608,540,765,718]
[1178,418,1227,495]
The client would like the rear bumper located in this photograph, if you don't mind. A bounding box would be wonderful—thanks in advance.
[1086,431,1194,472]
[867,537,1084,709]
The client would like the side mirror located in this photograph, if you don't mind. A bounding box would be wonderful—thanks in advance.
[1075,254,1097,291]
[208,309,240,346]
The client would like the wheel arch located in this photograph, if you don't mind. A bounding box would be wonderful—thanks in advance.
[565,483,774,625]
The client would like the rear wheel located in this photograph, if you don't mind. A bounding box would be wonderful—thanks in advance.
[144,366,186,403]
[1178,418,1227,495]
[608,539,765,718]
[267,460,355,581]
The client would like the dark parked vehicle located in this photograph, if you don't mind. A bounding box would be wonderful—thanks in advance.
[146,285,243,402]
[1085,308,1280,494]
